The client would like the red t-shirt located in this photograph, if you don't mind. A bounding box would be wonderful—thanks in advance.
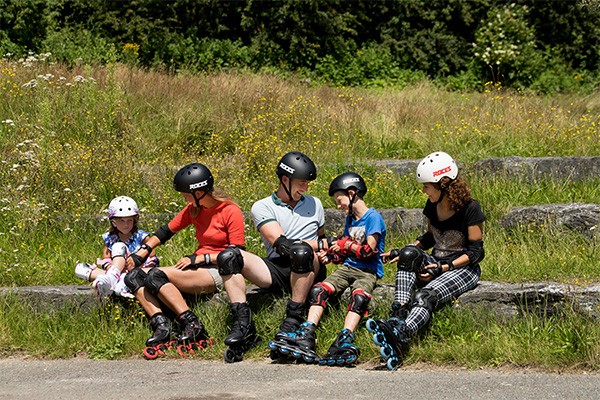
[168,201,245,255]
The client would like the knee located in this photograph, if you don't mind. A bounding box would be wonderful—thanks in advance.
[217,246,244,276]
[348,289,372,317]
[145,267,170,294]
[396,245,426,273]
[290,241,314,274]
[110,242,128,259]
[124,268,148,294]
[412,288,438,314]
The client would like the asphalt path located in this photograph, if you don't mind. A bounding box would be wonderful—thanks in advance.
[1,358,599,400]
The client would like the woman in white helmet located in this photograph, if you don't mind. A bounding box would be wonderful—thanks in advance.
[366,151,486,370]
[74,196,158,300]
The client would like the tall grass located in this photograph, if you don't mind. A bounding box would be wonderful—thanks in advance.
[1,58,599,366]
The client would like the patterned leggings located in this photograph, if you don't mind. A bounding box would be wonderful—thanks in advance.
[393,252,480,335]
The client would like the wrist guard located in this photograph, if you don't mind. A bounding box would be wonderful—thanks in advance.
[274,235,294,257]
[130,253,147,268]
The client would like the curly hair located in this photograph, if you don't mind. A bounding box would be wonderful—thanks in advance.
[438,176,472,211]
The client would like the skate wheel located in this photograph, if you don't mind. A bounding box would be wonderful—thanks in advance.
[345,355,358,365]
[143,347,158,360]
[365,319,378,333]
[177,344,192,357]
[268,341,278,350]
[373,332,385,346]
[224,348,239,363]
[292,351,301,358]
[269,349,281,361]
[302,355,314,363]
[279,346,289,354]
[387,357,400,370]
[380,345,393,359]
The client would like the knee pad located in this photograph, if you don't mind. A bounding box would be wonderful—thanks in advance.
[110,242,128,259]
[397,245,426,273]
[412,288,438,313]
[145,267,170,294]
[289,241,314,274]
[124,268,148,294]
[348,289,372,316]
[309,282,333,307]
[217,246,244,276]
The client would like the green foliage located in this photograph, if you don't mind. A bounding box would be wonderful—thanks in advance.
[2,0,600,92]
[42,28,119,65]
[313,42,427,88]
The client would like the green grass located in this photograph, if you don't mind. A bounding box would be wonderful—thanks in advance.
[0,59,599,367]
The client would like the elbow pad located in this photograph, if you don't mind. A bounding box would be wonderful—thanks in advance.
[465,239,484,265]
[154,224,175,244]
[416,232,435,250]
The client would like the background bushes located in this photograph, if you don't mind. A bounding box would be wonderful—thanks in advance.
[1,0,599,93]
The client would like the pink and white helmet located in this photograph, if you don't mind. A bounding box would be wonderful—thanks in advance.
[107,196,139,218]
[416,152,458,183]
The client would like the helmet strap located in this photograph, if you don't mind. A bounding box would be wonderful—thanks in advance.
[348,192,356,219]
[281,176,294,203]
[193,190,209,208]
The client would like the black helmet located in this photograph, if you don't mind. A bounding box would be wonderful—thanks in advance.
[173,163,214,193]
[329,172,367,196]
[276,152,317,181]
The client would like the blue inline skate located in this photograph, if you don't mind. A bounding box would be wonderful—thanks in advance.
[268,321,320,363]
[366,302,410,370]
[319,328,359,367]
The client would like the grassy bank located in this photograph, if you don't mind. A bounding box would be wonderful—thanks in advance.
[0,58,599,367]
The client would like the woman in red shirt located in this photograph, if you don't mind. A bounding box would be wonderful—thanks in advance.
[126,163,245,357]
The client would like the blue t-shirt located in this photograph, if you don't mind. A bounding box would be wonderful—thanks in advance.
[342,208,386,279]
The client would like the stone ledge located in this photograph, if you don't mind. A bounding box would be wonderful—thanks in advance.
[500,203,599,239]
[375,156,600,181]
[3,281,600,320]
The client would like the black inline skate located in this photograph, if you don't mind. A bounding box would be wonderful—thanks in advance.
[319,328,359,367]
[269,321,319,364]
[175,310,214,357]
[143,313,174,360]
[223,302,262,363]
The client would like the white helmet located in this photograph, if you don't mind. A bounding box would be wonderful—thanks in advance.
[107,196,139,218]
[416,151,458,183]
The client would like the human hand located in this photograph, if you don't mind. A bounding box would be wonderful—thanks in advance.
[381,249,400,263]
[418,262,443,281]
[174,256,193,270]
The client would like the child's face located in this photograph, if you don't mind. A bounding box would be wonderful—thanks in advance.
[421,183,441,203]
[111,216,136,234]
[333,191,350,215]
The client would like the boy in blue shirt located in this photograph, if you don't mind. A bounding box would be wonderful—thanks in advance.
[271,172,386,366]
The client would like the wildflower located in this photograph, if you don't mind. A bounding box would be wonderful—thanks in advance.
[1,119,15,126]
[22,79,37,88]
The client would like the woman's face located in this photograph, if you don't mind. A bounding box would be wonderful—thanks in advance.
[112,216,136,234]
[422,182,442,203]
